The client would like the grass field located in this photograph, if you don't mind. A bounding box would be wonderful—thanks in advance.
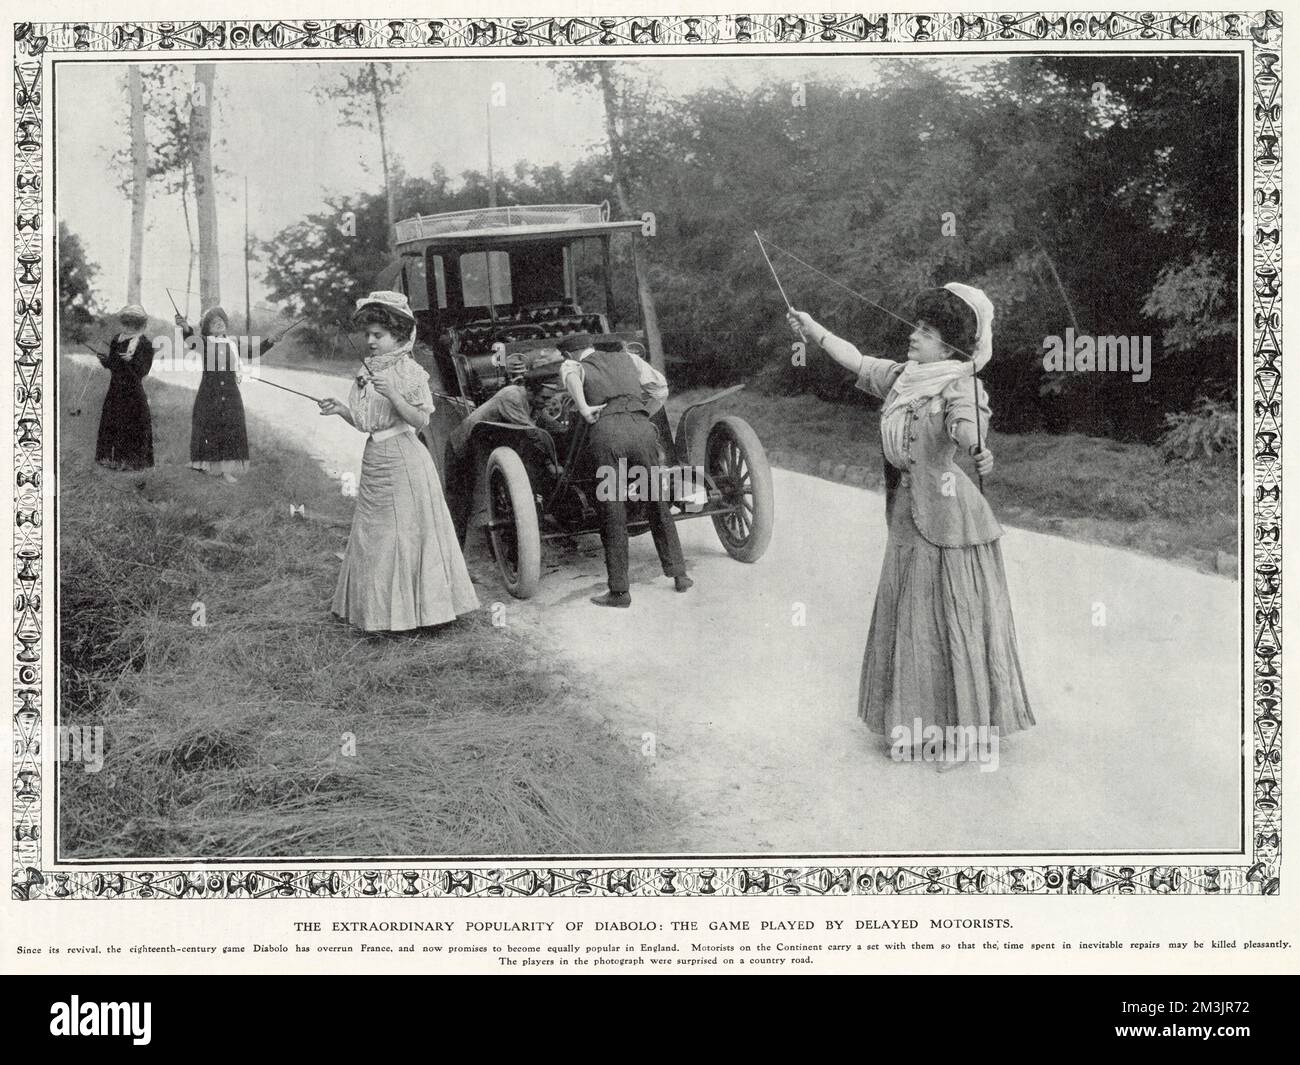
[672,387,1239,575]
[58,358,667,858]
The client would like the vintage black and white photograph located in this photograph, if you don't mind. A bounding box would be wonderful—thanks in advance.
[9,9,1278,920]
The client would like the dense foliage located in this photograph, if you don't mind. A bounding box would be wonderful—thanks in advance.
[259,56,1238,442]
[58,221,101,342]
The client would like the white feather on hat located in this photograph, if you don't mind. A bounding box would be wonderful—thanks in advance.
[942,282,994,371]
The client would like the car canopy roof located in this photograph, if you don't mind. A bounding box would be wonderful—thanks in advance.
[394,203,642,251]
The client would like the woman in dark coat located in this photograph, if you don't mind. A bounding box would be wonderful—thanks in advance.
[94,304,155,470]
[176,306,274,484]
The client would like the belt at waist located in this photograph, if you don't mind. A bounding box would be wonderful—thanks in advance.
[596,395,653,416]
[369,423,416,443]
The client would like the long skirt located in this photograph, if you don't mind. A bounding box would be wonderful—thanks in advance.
[95,371,153,470]
[190,370,250,474]
[332,431,480,632]
[859,481,1034,741]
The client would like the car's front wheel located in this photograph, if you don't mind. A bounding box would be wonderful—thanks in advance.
[706,416,774,563]
[485,446,541,598]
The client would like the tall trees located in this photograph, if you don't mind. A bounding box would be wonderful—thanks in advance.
[1025,56,1239,431]
[262,167,606,331]
[616,57,1237,435]
[1063,59,1236,371]
[189,64,221,308]
[264,56,1235,437]
[317,62,406,254]
[111,68,206,316]
[553,61,665,370]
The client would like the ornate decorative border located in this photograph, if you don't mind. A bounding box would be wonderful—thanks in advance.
[12,11,1281,900]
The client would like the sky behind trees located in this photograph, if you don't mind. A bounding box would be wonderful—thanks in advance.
[57,52,1237,438]
[58,54,953,317]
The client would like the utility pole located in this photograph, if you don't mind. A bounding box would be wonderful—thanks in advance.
[243,175,252,334]
[485,97,497,208]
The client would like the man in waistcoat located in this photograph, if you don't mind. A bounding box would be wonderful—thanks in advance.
[558,334,693,607]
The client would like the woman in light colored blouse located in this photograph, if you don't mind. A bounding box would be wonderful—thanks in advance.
[788,283,1034,767]
[318,290,479,632]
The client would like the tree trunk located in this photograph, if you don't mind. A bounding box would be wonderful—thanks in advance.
[190,64,221,310]
[180,163,195,318]
[596,63,663,371]
[369,64,397,256]
[596,63,630,217]
[126,67,147,307]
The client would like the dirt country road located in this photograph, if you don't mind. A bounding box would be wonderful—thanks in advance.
[103,359,1243,858]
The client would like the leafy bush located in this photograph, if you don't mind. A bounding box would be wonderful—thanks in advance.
[1158,395,1237,462]
[58,222,100,343]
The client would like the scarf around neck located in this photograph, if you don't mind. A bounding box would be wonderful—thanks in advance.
[348,327,422,431]
[880,282,993,421]
[362,333,415,374]
[354,324,417,382]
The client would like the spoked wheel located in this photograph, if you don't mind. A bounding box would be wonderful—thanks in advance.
[485,447,541,598]
[706,416,774,562]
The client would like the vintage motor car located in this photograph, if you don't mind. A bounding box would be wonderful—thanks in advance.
[376,202,774,598]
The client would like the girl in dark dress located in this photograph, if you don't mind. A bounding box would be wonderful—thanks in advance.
[176,306,274,484]
[94,304,155,471]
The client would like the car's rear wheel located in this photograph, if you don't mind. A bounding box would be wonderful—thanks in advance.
[706,416,774,563]
[485,446,541,598]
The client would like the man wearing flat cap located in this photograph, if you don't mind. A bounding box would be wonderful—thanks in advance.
[445,351,567,540]
[449,352,566,452]
[558,334,692,607]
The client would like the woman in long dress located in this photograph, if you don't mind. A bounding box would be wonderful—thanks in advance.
[318,290,480,632]
[94,304,155,471]
[788,284,1033,767]
[176,306,268,484]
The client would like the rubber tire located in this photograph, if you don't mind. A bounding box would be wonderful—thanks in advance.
[707,415,774,563]
[485,446,541,599]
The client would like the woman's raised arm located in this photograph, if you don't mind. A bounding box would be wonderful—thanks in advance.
[787,309,863,375]
[787,309,901,400]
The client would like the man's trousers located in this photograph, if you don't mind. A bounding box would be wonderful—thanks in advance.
[586,411,686,594]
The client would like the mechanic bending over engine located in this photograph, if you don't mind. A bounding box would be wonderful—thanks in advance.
[558,334,693,608]
[449,352,568,452]
[445,352,568,540]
